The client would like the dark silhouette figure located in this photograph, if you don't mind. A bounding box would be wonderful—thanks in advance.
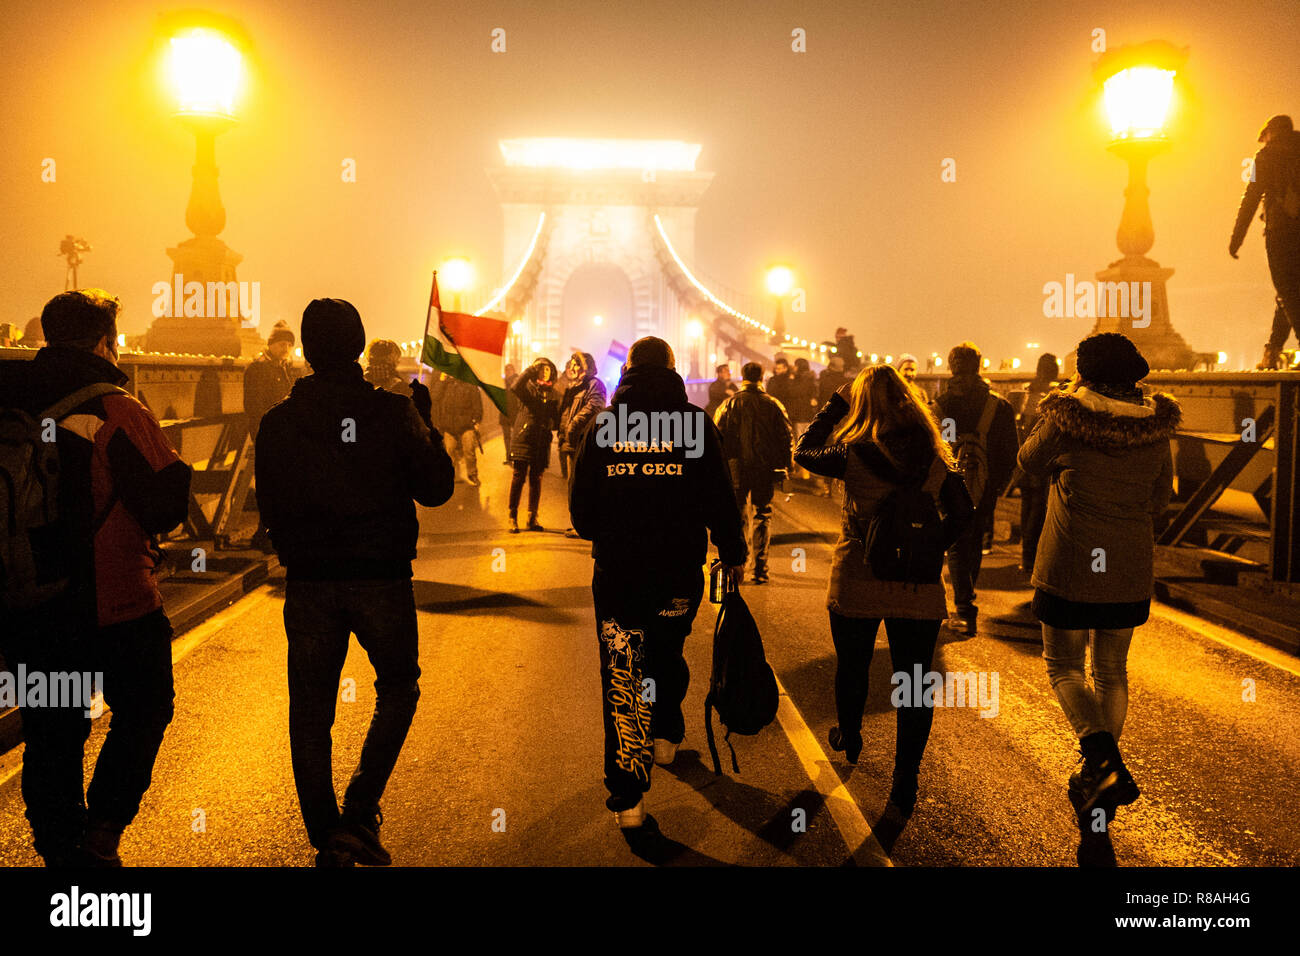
[0,290,191,866]
[255,297,454,867]
[1230,114,1300,369]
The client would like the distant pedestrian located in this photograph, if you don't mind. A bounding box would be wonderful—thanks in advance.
[932,341,1018,635]
[895,353,919,385]
[818,354,849,405]
[500,364,520,464]
[569,336,745,829]
[1017,353,1061,573]
[507,357,560,532]
[440,375,484,485]
[255,297,454,867]
[705,363,737,418]
[1018,333,1179,821]
[0,290,192,866]
[766,357,795,411]
[244,321,297,551]
[714,362,793,584]
[1230,114,1300,370]
[559,352,607,536]
[835,328,860,372]
[795,364,973,821]
[244,321,296,436]
[363,339,408,395]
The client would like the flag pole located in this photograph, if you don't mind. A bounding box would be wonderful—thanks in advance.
[419,270,439,386]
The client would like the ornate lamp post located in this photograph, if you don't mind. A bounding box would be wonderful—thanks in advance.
[765,265,793,346]
[147,24,259,356]
[441,257,475,311]
[1091,41,1195,370]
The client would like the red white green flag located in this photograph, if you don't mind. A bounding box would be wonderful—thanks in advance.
[421,272,509,415]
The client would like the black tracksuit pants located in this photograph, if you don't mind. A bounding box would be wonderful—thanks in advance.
[591,563,704,812]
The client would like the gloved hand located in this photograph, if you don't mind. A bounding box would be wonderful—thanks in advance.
[409,380,433,426]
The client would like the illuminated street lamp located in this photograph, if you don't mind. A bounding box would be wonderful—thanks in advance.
[765,265,794,345]
[148,18,257,356]
[441,257,474,310]
[1090,40,1195,370]
[685,318,704,380]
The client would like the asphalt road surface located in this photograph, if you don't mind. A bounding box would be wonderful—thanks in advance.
[1,431,1297,867]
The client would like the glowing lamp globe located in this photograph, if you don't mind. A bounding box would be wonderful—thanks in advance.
[441,258,475,294]
[1103,67,1175,141]
[765,266,794,297]
[168,29,243,119]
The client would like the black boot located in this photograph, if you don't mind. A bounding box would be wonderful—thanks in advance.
[1075,732,1139,816]
[886,765,920,819]
[827,726,862,765]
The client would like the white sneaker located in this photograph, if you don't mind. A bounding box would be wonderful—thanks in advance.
[653,739,679,766]
[613,798,646,829]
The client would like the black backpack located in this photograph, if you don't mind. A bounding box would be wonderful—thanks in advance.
[861,474,947,584]
[704,591,778,774]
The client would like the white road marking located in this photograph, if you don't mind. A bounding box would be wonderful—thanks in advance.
[1152,601,1300,679]
[773,674,893,867]
[0,586,276,790]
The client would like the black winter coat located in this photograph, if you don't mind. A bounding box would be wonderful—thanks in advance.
[932,374,1020,510]
[1232,128,1300,247]
[713,382,793,478]
[569,363,746,575]
[255,363,454,579]
[508,363,560,465]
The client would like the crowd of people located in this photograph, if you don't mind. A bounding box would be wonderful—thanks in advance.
[0,287,1181,868]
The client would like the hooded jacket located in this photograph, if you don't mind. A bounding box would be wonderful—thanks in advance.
[0,346,192,627]
[255,363,454,579]
[796,392,974,619]
[568,363,746,575]
[438,376,484,435]
[558,354,607,455]
[1232,128,1300,248]
[1018,387,1179,603]
[508,359,560,464]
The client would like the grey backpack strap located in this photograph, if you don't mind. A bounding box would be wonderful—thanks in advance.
[974,394,999,441]
[39,382,129,424]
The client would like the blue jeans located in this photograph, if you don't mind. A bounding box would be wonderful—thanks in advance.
[1041,625,1134,739]
[283,578,421,850]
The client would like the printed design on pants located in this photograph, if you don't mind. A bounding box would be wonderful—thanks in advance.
[658,597,691,618]
[600,618,652,783]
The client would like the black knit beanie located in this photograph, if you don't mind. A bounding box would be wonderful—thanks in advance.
[301,298,365,369]
[1076,332,1149,386]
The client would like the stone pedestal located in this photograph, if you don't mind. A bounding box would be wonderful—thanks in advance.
[1089,255,1195,371]
[146,236,262,357]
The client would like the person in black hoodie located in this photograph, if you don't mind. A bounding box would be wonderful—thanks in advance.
[0,290,192,867]
[796,364,972,821]
[1230,114,1300,369]
[569,336,746,829]
[255,298,454,867]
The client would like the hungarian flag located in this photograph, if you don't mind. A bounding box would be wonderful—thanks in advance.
[421,272,509,415]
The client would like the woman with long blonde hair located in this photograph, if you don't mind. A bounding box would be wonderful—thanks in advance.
[795,364,973,820]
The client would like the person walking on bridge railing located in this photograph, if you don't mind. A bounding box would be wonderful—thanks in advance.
[1018,333,1180,845]
[255,297,454,867]
[1230,114,1300,370]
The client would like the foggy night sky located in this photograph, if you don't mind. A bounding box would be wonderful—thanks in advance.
[2,0,1298,368]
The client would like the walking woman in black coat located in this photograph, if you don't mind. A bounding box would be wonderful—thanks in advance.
[1019,333,1179,822]
[795,364,973,821]
[508,357,560,532]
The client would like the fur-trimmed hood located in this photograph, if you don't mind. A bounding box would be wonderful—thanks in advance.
[1037,387,1181,452]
